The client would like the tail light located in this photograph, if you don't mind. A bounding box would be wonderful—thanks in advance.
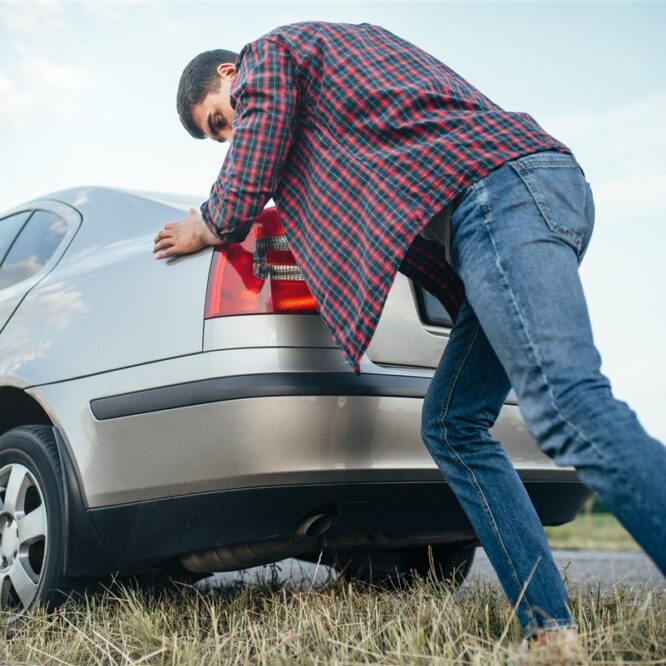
[204,207,318,318]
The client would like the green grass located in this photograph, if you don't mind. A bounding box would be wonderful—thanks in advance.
[545,510,640,552]
[1,572,664,664]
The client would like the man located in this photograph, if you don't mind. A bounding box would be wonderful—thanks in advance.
[154,21,665,648]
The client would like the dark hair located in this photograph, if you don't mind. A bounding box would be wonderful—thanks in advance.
[177,49,239,139]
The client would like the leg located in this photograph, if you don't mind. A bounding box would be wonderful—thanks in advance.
[421,299,574,635]
[450,150,666,573]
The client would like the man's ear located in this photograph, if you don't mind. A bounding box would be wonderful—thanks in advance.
[216,63,237,80]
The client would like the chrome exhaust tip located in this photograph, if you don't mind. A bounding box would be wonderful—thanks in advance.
[295,509,336,538]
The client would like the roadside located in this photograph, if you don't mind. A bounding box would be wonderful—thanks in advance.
[200,546,664,597]
[544,498,640,552]
[470,549,664,593]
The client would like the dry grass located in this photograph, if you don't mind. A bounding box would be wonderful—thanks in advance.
[1,568,663,665]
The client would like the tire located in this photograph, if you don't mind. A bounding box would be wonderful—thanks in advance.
[331,543,476,589]
[0,425,75,624]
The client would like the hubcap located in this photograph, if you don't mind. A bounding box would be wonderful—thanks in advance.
[0,463,48,617]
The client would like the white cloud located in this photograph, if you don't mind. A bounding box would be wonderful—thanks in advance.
[540,93,666,224]
[0,0,64,34]
[81,0,130,23]
[593,174,666,218]
[542,93,666,138]
[0,52,85,128]
[20,52,84,90]
[540,93,666,180]
[81,0,166,24]
[0,70,15,96]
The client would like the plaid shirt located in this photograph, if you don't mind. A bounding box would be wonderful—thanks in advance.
[201,21,572,374]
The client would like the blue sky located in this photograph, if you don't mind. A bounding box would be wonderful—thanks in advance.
[1,1,665,440]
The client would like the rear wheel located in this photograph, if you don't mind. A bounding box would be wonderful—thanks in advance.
[0,426,74,624]
[330,543,476,589]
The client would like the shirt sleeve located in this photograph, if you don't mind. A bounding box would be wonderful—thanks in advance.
[200,37,298,244]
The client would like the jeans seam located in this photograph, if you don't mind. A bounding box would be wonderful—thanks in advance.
[475,179,607,462]
[514,161,577,170]
[437,311,525,598]
[511,152,578,169]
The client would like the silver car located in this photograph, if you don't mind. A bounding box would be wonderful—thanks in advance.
[0,187,589,621]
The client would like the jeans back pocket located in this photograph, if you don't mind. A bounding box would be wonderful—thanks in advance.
[508,152,590,256]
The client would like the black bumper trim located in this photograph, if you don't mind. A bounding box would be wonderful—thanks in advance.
[90,371,519,420]
[90,372,430,420]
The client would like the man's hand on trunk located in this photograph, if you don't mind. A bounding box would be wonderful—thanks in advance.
[153,208,223,260]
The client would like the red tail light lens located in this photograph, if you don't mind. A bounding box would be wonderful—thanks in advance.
[204,207,318,318]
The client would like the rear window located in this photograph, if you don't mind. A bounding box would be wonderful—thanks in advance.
[0,211,31,267]
[0,211,67,290]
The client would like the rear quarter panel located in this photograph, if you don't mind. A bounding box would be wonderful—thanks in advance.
[0,188,211,386]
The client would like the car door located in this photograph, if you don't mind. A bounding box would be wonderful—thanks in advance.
[365,274,453,369]
[0,201,81,334]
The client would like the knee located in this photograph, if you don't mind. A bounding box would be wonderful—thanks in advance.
[521,375,619,465]
[421,405,494,457]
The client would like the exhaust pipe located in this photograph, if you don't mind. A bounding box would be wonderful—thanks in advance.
[181,509,336,573]
[295,511,335,538]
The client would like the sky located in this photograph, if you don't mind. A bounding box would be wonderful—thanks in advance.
[1,1,665,441]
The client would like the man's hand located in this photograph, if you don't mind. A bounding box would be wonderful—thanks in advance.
[153,208,223,260]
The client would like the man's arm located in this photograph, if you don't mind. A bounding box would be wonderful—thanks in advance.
[153,36,298,259]
[201,37,298,244]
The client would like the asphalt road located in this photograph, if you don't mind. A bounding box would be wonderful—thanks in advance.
[198,549,665,594]
[470,548,665,592]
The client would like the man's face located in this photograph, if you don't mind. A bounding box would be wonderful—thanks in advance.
[190,63,237,143]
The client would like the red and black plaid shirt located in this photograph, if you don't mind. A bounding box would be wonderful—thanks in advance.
[201,21,572,374]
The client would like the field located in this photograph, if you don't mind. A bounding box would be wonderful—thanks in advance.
[1,570,663,665]
[2,510,662,664]
[545,510,640,552]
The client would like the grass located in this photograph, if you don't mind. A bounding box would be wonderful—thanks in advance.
[545,509,640,552]
[1,569,664,665]
[1,503,658,663]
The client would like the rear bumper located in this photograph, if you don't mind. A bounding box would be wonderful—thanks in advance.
[75,354,560,507]
[88,474,590,567]
[84,390,561,507]
[39,347,591,575]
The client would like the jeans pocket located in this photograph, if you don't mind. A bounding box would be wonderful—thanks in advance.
[508,153,589,256]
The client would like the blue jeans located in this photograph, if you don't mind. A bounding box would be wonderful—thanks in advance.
[420,150,666,637]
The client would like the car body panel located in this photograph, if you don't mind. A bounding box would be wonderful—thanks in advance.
[0,189,211,386]
[28,346,553,509]
[366,273,450,369]
[203,313,338,352]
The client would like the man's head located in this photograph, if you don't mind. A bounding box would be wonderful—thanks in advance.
[177,49,240,143]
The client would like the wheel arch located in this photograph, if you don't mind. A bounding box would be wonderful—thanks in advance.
[0,387,120,578]
[0,386,53,436]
